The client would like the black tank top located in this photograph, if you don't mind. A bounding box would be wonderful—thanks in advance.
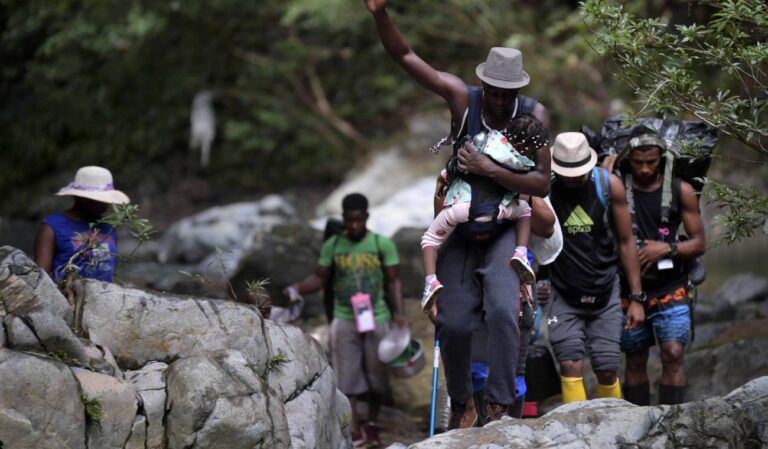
[621,177,687,298]
[550,174,618,307]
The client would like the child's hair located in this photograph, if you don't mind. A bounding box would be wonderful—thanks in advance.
[504,113,549,157]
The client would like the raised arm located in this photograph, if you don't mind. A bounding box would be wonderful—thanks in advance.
[365,0,468,119]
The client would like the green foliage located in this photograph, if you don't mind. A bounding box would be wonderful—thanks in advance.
[81,393,105,426]
[705,179,768,245]
[1,0,608,215]
[583,0,768,155]
[583,0,768,242]
[267,352,288,371]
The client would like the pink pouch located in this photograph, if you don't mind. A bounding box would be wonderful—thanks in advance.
[351,292,376,333]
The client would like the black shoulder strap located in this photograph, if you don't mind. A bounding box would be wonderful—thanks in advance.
[467,85,483,138]
[624,173,640,238]
[517,95,538,115]
[660,150,676,224]
[329,234,340,266]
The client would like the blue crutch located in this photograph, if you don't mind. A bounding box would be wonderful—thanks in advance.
[429,328,441,437]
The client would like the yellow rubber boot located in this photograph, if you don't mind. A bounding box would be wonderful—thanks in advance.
[561,376,587,403]
[596,379,622,399]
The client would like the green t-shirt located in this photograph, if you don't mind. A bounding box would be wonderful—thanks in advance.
[318,232,399,323]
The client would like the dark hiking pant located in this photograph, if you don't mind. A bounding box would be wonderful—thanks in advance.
[436,227,521,407]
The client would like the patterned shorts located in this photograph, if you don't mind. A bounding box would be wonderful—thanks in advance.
[620,287,691,353]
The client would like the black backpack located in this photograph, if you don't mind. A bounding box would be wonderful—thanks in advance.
[582,116,718,194]
[583,116,718,242]
[321,218,391,323]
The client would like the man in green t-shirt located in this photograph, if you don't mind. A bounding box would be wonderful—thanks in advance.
[285,193,407,447]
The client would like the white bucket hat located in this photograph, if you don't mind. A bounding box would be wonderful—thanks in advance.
[475,47,531,89]
[550,132,598,177]
[56,166,130,204]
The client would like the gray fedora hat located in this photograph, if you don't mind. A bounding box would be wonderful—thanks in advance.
[475,47,531,89]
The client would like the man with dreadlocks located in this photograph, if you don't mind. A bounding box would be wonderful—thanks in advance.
[421,114,549,312]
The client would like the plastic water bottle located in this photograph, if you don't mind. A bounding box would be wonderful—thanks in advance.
[471,131,488,152]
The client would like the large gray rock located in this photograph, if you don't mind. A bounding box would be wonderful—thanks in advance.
[0,349,86,449]
[71,367,138,449]
[124,415,147,449]
[263,320,329,401]
[285,368,351,449]
[686,334,768,400]
[229,222,325,312]
[165,350,290,449]
[158,195,301,265]
[77,280,270,369]
[4,314,44,351]
[0,247,90,364]
[715,273,768,307]
[125,361,168,449]
[400,377,768,448]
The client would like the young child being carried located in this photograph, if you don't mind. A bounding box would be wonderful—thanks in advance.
[420,113,548,312]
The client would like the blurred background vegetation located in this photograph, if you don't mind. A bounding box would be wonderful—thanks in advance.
[1,0,765,237]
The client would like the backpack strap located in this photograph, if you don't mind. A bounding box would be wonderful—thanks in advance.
[593,167,613,236]
[517,95,538,115]
[624,173,641,238]
[661,150,676,224]
[593,166,611,209]
[467,85,484,138]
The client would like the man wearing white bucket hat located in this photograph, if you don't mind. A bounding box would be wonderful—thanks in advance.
[365,0,555,427]
[34,166,129,283]
[546,133,645,403]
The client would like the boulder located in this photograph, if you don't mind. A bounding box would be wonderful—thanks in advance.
[71,367,138,449]
[4,314,44,352]
[263,320,329,401]
[229,222,325,313]
[0,246,90,364]
[285,368,351,449]
[714,273,768,307]
[158,195,301,265]
[686,333,768,400]
[400,377,768,448]
[124,361,168,449]
[0,349,86,449]
[77,280,270,369]
[124,415,147,449]
[164,350,290,449]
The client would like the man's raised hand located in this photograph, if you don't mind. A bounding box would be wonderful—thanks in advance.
[364,0,387,13]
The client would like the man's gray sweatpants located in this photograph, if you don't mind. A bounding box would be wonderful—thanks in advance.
[547,276,622,373]
[436,227,521,406]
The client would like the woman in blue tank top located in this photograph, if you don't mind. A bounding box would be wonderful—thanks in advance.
[33,166,130,283]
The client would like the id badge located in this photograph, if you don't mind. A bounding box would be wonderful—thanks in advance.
[351,292,376,333]
[657,259,674,270]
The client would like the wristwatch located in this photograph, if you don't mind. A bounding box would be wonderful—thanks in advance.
[668,243,679,258]
[629,291,647,304]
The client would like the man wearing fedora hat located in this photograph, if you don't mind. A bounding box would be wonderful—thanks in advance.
[546,132,645,403]
[365,0,554,427]
[34,166,130,283]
